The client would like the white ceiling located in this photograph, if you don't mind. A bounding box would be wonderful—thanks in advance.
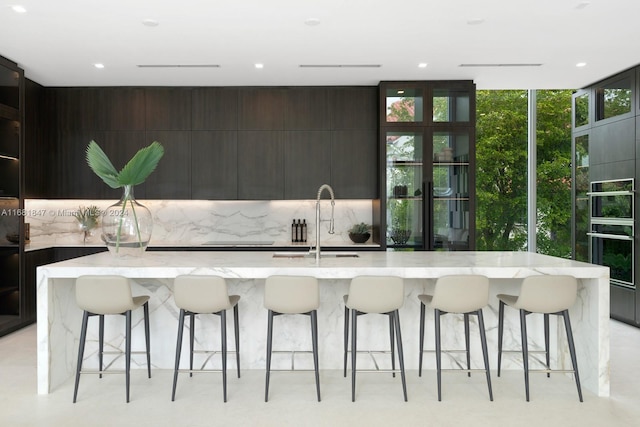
[0,0,638,89]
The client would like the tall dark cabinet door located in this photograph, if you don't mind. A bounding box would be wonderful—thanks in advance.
[56,130,107,198]
[192,131,238,199]
[237,131,283,199]
[144,131,191,199]
[331,129,378,199]
[145,88,192,130]
[238,88,285,130]
[192,88,238,130]
[284,131,331,199]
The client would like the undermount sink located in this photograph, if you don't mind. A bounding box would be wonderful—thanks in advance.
[272,251,359,258]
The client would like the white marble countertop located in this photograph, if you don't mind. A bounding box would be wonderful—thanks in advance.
[39,250,607,280]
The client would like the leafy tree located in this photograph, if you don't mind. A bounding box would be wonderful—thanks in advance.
[476,90,573,258]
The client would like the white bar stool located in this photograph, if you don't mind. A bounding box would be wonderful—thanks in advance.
[264,275,320,402]
[344,275,407,402]
[418,275,493,401]
[497,274,583,402]
[171,275,240,402]
[73,275,151,403]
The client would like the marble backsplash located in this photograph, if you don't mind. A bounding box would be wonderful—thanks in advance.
[23,199,375,247]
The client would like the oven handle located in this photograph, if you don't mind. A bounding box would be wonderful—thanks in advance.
[587,232,633,241]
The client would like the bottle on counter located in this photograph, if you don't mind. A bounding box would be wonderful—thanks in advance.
[296,219,301,243]
[291,219,297,243]
[302,219,307,243]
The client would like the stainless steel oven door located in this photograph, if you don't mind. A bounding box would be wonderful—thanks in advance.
[588,222,633,288]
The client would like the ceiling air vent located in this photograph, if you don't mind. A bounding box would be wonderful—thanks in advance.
[459,63,542,67]
[299,64,381,68]
[136,64,221,68]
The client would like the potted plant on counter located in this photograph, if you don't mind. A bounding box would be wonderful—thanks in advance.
[86,140,164,256]
[73,205,100,243]
[348,222,371,244]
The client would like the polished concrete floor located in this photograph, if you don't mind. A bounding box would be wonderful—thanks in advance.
[0,320,639,427]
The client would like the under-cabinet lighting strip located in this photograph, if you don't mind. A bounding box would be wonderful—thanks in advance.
[0,154,18,161]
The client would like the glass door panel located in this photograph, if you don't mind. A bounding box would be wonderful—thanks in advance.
[433,89,470,122]
[432,131,470,250]
[385,87,424,123]
[386,131,424,247]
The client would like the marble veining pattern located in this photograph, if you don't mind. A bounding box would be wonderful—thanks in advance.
[24,199,374,247]
[37,251,609,398]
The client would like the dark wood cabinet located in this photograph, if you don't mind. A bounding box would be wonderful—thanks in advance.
[285,88,330,130]
[329,87,378,130]
[284,131,331,199]
[192,131,238,199]
[0,56,25,337]
[102,88,146,130]
[145,88,192,130]
[238,88,285,130]
[331,129,378,198]
[192,88,238,130]
[238,131,283,199]
[40,86,379,199]
[144,130,191,199]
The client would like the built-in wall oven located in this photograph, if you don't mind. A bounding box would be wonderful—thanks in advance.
[588,179,634,288]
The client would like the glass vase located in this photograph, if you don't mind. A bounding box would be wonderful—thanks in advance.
[101,185,153,256]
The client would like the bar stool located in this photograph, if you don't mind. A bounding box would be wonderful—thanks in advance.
[418,275,492,401]
[497,275,583,402]
[264,275,320,402]
[171,275,240,402]
[344,275,407,402]
[73,275,151,403]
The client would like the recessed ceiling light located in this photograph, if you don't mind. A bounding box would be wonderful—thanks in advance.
[576,62,587,67]
[418,63,428,68]
[142,19,159,27]
[255,63,264,69]
[467,18,484,25]
[575,2,590,10]
[12,5,27,13]
[94,63,105,69]
[304,18,321,26]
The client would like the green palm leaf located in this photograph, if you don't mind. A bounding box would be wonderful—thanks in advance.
[86,140,120,188]
[85,140,165,188]
[117,141,165,186]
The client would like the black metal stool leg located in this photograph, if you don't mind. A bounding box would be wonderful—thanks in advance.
[464,313,471,377]
[73,311,90,403]
[125,310,132,403]
[497,300,504,377]
[189,313,195,378]
[544,313,550,377]
[351,309,357,402]
[221,310,228,402]
[562,310,583,402]
[98,314,104,379]
[234,304,240,378]
[343,305,349,378]
[435,309,442,401]
[144,302,151,378]
[393,310,407,402]
[477,309,493,401]
[311,310,321,402]
[265,310,274,402]
[389,313,396,378]
[419,302,425,377]
[519,309,530,402]
[172,309,185,401]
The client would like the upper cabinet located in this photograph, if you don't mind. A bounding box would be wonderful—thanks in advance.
[40,86,378,200]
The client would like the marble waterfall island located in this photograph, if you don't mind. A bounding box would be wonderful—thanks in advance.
[37,251,609,397]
